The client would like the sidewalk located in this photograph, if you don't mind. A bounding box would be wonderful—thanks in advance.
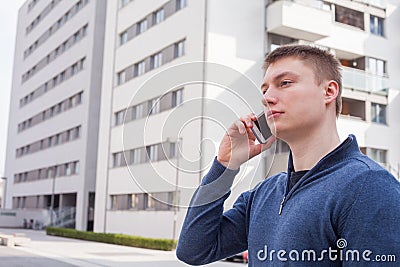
[0,228,181,267]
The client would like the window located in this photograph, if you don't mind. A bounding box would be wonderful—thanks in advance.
[47,137,52,147]
[59,71,66,82]
[73,32,80,43]
[335,5,364,30]
[115,110,124,125]
[65,11,71,21]
[120,0,130,8]
[176,0,187,11]
[129,194,142,209]
[133,103,144,119]
[146,145,159,161]
[57,18,63,29]
[65,163,71,176]
[369,148,387,164]
[370,15,384,36]
[82,25,88,36]
[60,41,67,53]
[153,9,165,25]
[76,0,83,10]
[50,106,55,117]
[113,152,123,167]
[371,103,386,124]
[269,33,296,52]
[174,40,185,58]
[145,193,156,210]
[340,98,366,121]
[55,134,61,145]
[130,149,141,165]
[73,161,79,174]
[150,52,163,69]
[54,166,60,177]
[52,76,58,87]
[135,61,146,76]
[75,127,81,138]
[111,195,118,210]
[276,139,290,153]
[137,19,148,34]
[47,168,53,178]
[22,197,26,209]
[119,31,128,45]
[66,130,71,141]
[75,93,82,105]
[71,63,78,75]
[148,98,160,115]
[367,57,386,76]
[172,89,184,107]
[56,103,62,113]
[117,71,126,85]
[79,58,85,69]
[170,143,177,158]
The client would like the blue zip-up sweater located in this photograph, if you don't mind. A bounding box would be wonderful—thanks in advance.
[176,135,400,266]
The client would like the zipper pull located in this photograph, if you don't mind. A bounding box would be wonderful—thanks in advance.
[279,196,286,215]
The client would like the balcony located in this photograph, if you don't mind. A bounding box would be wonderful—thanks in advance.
[266,0,332,42]
[342,66,389,95]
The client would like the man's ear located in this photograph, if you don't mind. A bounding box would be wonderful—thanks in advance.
[324,80,339,105]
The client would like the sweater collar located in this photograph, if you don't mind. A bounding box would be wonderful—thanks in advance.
[286,134,361,177]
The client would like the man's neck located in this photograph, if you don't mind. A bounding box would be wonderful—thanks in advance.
[287,127,341,171]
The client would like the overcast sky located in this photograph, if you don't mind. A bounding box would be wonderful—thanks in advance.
[0,1,26,177]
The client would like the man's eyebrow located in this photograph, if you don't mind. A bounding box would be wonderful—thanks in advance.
[260,71,300,90]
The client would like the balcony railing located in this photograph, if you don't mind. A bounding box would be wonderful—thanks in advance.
[342,66,389,95]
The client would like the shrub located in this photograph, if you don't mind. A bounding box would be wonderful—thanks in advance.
[46,227,176,251]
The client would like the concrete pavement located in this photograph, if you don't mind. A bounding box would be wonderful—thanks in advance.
[0,228,244,267]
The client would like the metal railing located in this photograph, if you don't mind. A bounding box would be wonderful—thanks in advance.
[342,66,389,95]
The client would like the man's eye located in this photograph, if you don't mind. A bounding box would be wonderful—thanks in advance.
[280,80,292,87]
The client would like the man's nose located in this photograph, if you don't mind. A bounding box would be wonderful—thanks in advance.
[262,90,278,107]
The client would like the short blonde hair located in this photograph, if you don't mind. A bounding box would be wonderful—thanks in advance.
[263,45,342,116]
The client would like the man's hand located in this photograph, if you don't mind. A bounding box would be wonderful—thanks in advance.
[217,113,276,170]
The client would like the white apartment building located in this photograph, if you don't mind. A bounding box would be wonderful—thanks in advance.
[5,0,399,238]
[95,0,400,240]
[4,0,107,231]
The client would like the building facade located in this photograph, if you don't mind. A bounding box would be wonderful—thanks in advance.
[95,0,400,241]
[4,0,107,231]
[94,0,400,239]
[5,0,399,237]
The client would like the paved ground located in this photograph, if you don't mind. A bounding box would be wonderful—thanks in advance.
[0,228,246,267]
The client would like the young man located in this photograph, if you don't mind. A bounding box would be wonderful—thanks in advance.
[176,45,400,266]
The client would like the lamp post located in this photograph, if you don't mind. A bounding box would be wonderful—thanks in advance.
[50,172,56,225]
[1,177,7,209]
[172,138,182,247]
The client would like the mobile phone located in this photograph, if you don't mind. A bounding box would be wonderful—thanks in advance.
[251,112,272,144]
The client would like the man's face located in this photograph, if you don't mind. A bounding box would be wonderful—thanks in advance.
[261,56,327,140]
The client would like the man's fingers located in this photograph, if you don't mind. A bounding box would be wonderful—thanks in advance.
[236,114,256,134]
[234,120,246,134]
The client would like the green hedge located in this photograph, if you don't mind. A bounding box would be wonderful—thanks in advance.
[46,227,177,251]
